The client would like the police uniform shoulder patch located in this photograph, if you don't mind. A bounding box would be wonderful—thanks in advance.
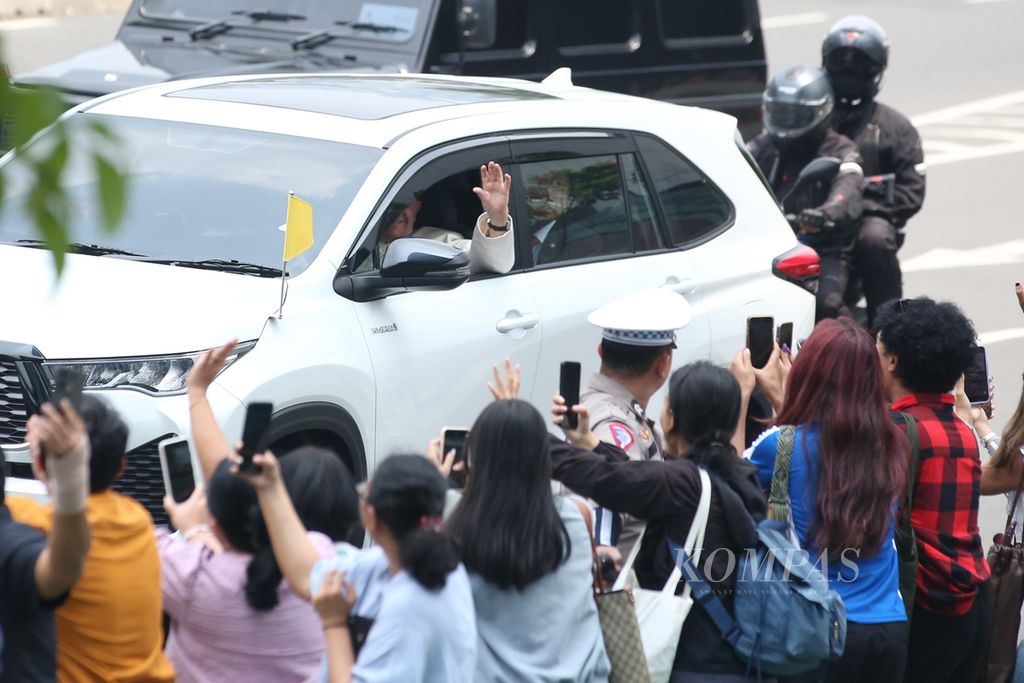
[607,423,636,451]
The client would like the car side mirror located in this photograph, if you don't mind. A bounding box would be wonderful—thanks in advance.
[334,238,471,302]
[459,0,497,50]
[779,156,841,207]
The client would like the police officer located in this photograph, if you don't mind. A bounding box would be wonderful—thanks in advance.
[748,65,864,322]
[582,288,693,558]
[823,16,926,326]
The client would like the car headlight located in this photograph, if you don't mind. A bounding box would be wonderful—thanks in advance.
[44,340,257,395]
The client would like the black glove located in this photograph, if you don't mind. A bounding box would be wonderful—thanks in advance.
[797,208,831,231]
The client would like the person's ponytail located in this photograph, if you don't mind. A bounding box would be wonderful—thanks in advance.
[245,546,283,611]
[368,456,459,591]
[399,519,460,591]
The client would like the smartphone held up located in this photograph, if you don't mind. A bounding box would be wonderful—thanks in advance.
[159,437,198,504]
[560,361,582,429]
[963,346,990,406]
[746,317,775,370]
[238,402,274,472]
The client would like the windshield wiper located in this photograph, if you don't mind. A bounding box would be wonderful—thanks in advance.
[292,20,402,50]
[190,9,307,41]
[4,240,148,258]
[138,258,285,278]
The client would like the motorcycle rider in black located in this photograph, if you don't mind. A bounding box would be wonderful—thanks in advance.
[748,65,864,322]
[823,16,926,327]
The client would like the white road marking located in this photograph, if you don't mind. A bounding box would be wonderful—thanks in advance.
[911,91,1024,166]
[761,12,829,30]
[912,91,1024,127]
[902,239,1024,273]
[0,17,57,31]
[979,327,1024,346]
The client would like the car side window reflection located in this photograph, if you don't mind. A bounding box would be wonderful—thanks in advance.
[522,153,663,266]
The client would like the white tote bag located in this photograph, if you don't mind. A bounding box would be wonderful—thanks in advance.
[612,468,712,683]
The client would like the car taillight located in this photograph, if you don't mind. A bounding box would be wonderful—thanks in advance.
[773,244,820,293]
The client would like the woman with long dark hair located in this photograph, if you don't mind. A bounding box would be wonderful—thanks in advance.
[160,459,342,683]
[305,454,476,682]
[553,361,768,682]
[446,399,610,682]
[745,317,907,682]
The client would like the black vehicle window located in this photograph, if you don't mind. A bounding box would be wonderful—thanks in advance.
[522,153,663,266]
[637,135,733,247]
[657,0,749,41]
[433,0,529,54]
[554,1,636,48]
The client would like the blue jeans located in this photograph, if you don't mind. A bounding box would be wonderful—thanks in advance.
[1013,642,1024,683]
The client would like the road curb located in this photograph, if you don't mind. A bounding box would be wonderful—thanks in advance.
[0,0,128,20]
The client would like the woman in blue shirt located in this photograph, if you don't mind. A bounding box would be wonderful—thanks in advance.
[745,317,908,683]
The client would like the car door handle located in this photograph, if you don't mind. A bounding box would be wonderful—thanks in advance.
[663,277,697,296]
[496,312,540,334]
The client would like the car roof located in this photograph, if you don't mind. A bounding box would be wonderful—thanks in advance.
[83,72,735,149]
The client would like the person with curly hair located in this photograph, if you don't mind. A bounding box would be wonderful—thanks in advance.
[873,297,992,683]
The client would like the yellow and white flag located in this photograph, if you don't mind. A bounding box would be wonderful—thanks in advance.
[282,193,313,262]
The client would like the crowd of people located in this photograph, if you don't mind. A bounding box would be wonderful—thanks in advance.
[2,13,1024,683]
[2,281,1021,682]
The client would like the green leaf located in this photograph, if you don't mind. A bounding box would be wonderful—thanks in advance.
[27,185,68,273]
[94,155,126,232]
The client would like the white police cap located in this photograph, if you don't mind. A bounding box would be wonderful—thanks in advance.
[587,288,694,347]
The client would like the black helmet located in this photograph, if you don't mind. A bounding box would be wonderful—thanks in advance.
[763,65,834,149]
[822,16,890,102]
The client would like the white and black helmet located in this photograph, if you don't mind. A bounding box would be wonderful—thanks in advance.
[763,65,834,147]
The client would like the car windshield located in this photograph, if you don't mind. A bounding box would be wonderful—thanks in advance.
[0,115,382,276]
[139,0,428,43]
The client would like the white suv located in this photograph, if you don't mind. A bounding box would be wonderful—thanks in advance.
[0,72,816,521]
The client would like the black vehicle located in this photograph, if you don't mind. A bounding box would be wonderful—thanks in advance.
[11,0,766,136]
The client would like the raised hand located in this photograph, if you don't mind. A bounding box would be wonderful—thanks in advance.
[313,570,357,625]
[487,357,521,400]
[473,161,512,228]
[188,339,238,398]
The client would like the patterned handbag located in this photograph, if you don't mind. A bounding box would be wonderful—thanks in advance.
[573,499,652,683]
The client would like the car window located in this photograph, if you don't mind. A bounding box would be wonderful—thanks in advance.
[636,135,733,247]
[0,115,381,276]
[523,154,663,266]
[657,0,750,41]
[346,144,512,274]
[554,1,637,48]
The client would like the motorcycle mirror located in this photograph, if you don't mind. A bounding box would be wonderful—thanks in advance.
[780,156,841,206]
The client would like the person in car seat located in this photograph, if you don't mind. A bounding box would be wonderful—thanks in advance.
[379,161,515,274]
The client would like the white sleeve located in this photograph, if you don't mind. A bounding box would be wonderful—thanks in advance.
[469,213,515,274]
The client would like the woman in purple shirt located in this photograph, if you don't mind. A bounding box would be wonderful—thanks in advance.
[159,458,350,683]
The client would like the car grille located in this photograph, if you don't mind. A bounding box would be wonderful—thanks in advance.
[0,361,29,443]
[113,435,175,526]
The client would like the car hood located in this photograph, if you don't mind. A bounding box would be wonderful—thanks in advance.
[13,39,404,99]
[0,246,279,359]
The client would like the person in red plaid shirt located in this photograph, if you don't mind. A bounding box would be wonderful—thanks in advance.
[875,297,992,683]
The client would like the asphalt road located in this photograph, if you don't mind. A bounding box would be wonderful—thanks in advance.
[3,2,1023,541]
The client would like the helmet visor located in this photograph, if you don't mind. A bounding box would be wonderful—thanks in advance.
[763,99,832,138]
[824,48,883,79]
